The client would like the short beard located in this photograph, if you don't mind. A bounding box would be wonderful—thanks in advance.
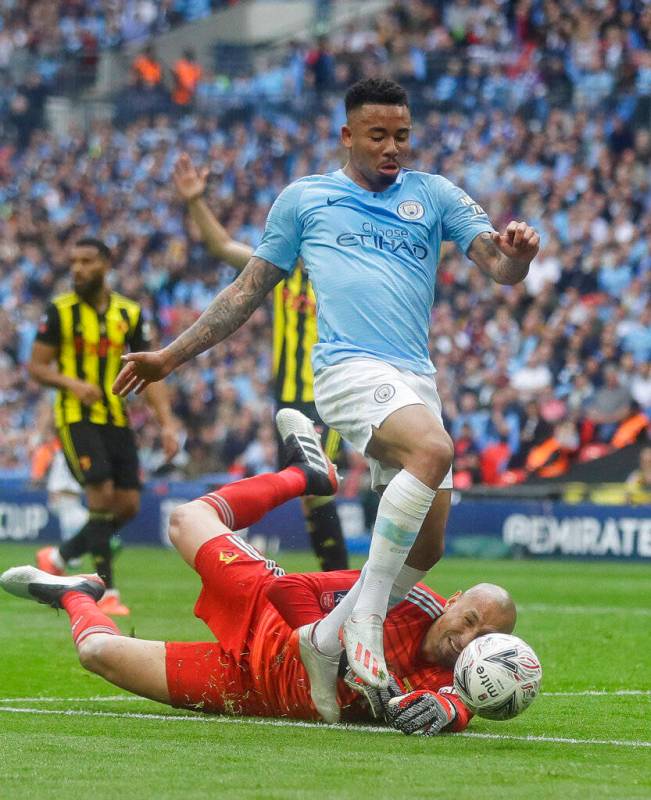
[376,171,398,187]
[74,276,104,301]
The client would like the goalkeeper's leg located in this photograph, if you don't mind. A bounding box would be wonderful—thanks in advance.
[0,565,170,703]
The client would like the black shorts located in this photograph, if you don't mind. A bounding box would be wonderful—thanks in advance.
[57,421,141,490]
[275,400,343,469]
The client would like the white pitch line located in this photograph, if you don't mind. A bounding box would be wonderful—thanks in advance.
[2,690,649,703]
[1,705,650,749]
[457,731,651,748]
[544,690,651,697]
[519,603,651,616]
[0,695,143,703]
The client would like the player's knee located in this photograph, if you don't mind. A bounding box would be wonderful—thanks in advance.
[118,496,140,522]
[408,432,454,484]
[77,634,113,676]
[168,501,196,550]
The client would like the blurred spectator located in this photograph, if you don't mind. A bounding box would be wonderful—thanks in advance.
[133,45,163,88]
[508,399,553,470]
[526,421,580,480]
[585,364,633,442]
[172,49,203,109]
[453,422,481,486]
[305,36,335,94]
[510,349,553,402]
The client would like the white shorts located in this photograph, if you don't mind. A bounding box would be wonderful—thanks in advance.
[47,450,83,495]
[314,358,453,491]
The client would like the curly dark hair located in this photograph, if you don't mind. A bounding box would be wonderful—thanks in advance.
[344,78,409,116]
[75,237,112,260]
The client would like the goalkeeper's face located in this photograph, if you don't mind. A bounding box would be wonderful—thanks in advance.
[421,588,516,669]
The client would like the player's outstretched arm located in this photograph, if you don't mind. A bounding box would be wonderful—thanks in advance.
[112,256,284,396]
[467,222,540,285]
[173,153,252,270]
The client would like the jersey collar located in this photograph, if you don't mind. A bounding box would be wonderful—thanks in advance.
[334,168,404,196]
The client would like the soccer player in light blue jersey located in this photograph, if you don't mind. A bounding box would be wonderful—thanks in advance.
[114,78,540,715]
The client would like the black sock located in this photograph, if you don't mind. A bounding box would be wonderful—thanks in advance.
[60,512,115,587]
[58,525,89,562]
[306,499,349,572]
[88,513,115,589]
[90,536,114,589]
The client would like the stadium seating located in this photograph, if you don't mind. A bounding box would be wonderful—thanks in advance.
[1,0,650,485]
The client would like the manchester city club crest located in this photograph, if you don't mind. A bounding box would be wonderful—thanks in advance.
[397,200,425,220]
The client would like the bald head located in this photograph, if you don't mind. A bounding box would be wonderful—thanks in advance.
[421,582,517,668]
[463,583,517,633]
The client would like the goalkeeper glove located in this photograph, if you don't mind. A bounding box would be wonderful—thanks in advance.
[387,690,457,736]
[343,668,405,720]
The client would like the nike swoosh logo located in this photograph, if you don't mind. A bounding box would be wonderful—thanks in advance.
[326,196,350,206]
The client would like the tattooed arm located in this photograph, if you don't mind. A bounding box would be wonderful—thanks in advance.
[112,257,284,396]
[468,221,540,285]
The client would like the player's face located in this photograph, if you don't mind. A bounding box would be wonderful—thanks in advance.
[70,245,108,299]
[341,104,411,192]
[421,592,515,669]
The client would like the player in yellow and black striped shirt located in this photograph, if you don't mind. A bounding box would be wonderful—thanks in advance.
[28,237,178,614]
[173,155,348,571]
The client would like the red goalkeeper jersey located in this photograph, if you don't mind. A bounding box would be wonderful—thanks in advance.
[246,569,471,729]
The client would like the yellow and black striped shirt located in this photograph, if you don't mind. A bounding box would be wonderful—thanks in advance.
[36,291,150,428]
[273,265,318,404]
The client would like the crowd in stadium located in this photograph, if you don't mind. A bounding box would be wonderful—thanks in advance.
[0,0,237,110]
[1,0,650,486]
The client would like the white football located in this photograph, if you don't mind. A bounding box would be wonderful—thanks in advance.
[453,633,542,720]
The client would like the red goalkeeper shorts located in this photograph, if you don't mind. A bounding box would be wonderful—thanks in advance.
[165,533,285,715]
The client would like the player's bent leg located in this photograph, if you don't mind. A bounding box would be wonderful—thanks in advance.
[0,565,171,704]
[170,465,320,568]
[366,405,454,491]
[78,635,170,704]
[344,406,452,688]
[168,500,232,567]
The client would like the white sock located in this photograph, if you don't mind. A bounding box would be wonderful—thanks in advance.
[53,497,89,542]
[353,470,435,621]
[388,564,427,609]
[314,565,367,657]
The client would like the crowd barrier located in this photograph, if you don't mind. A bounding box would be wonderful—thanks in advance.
[1,482,650,561]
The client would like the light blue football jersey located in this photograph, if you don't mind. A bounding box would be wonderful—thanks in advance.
[255,168,494,374]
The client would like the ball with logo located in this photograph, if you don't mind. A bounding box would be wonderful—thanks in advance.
[453,633,542,720]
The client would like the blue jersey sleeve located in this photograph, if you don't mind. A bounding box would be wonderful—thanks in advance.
[254,181,305,273]
[435,177,494,255]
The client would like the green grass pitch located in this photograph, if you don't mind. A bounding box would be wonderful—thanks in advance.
[1,542,649,800]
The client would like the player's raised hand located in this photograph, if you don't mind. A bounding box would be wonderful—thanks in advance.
[491,221,540,264]
[173,153,209,202]
[387,690,457,736]
[112,350,171,397]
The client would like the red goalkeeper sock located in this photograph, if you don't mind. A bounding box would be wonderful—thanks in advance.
[61,591,120,649]
[199,467,307,529]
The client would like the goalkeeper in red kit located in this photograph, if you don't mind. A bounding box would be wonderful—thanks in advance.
[1,411,516,736]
